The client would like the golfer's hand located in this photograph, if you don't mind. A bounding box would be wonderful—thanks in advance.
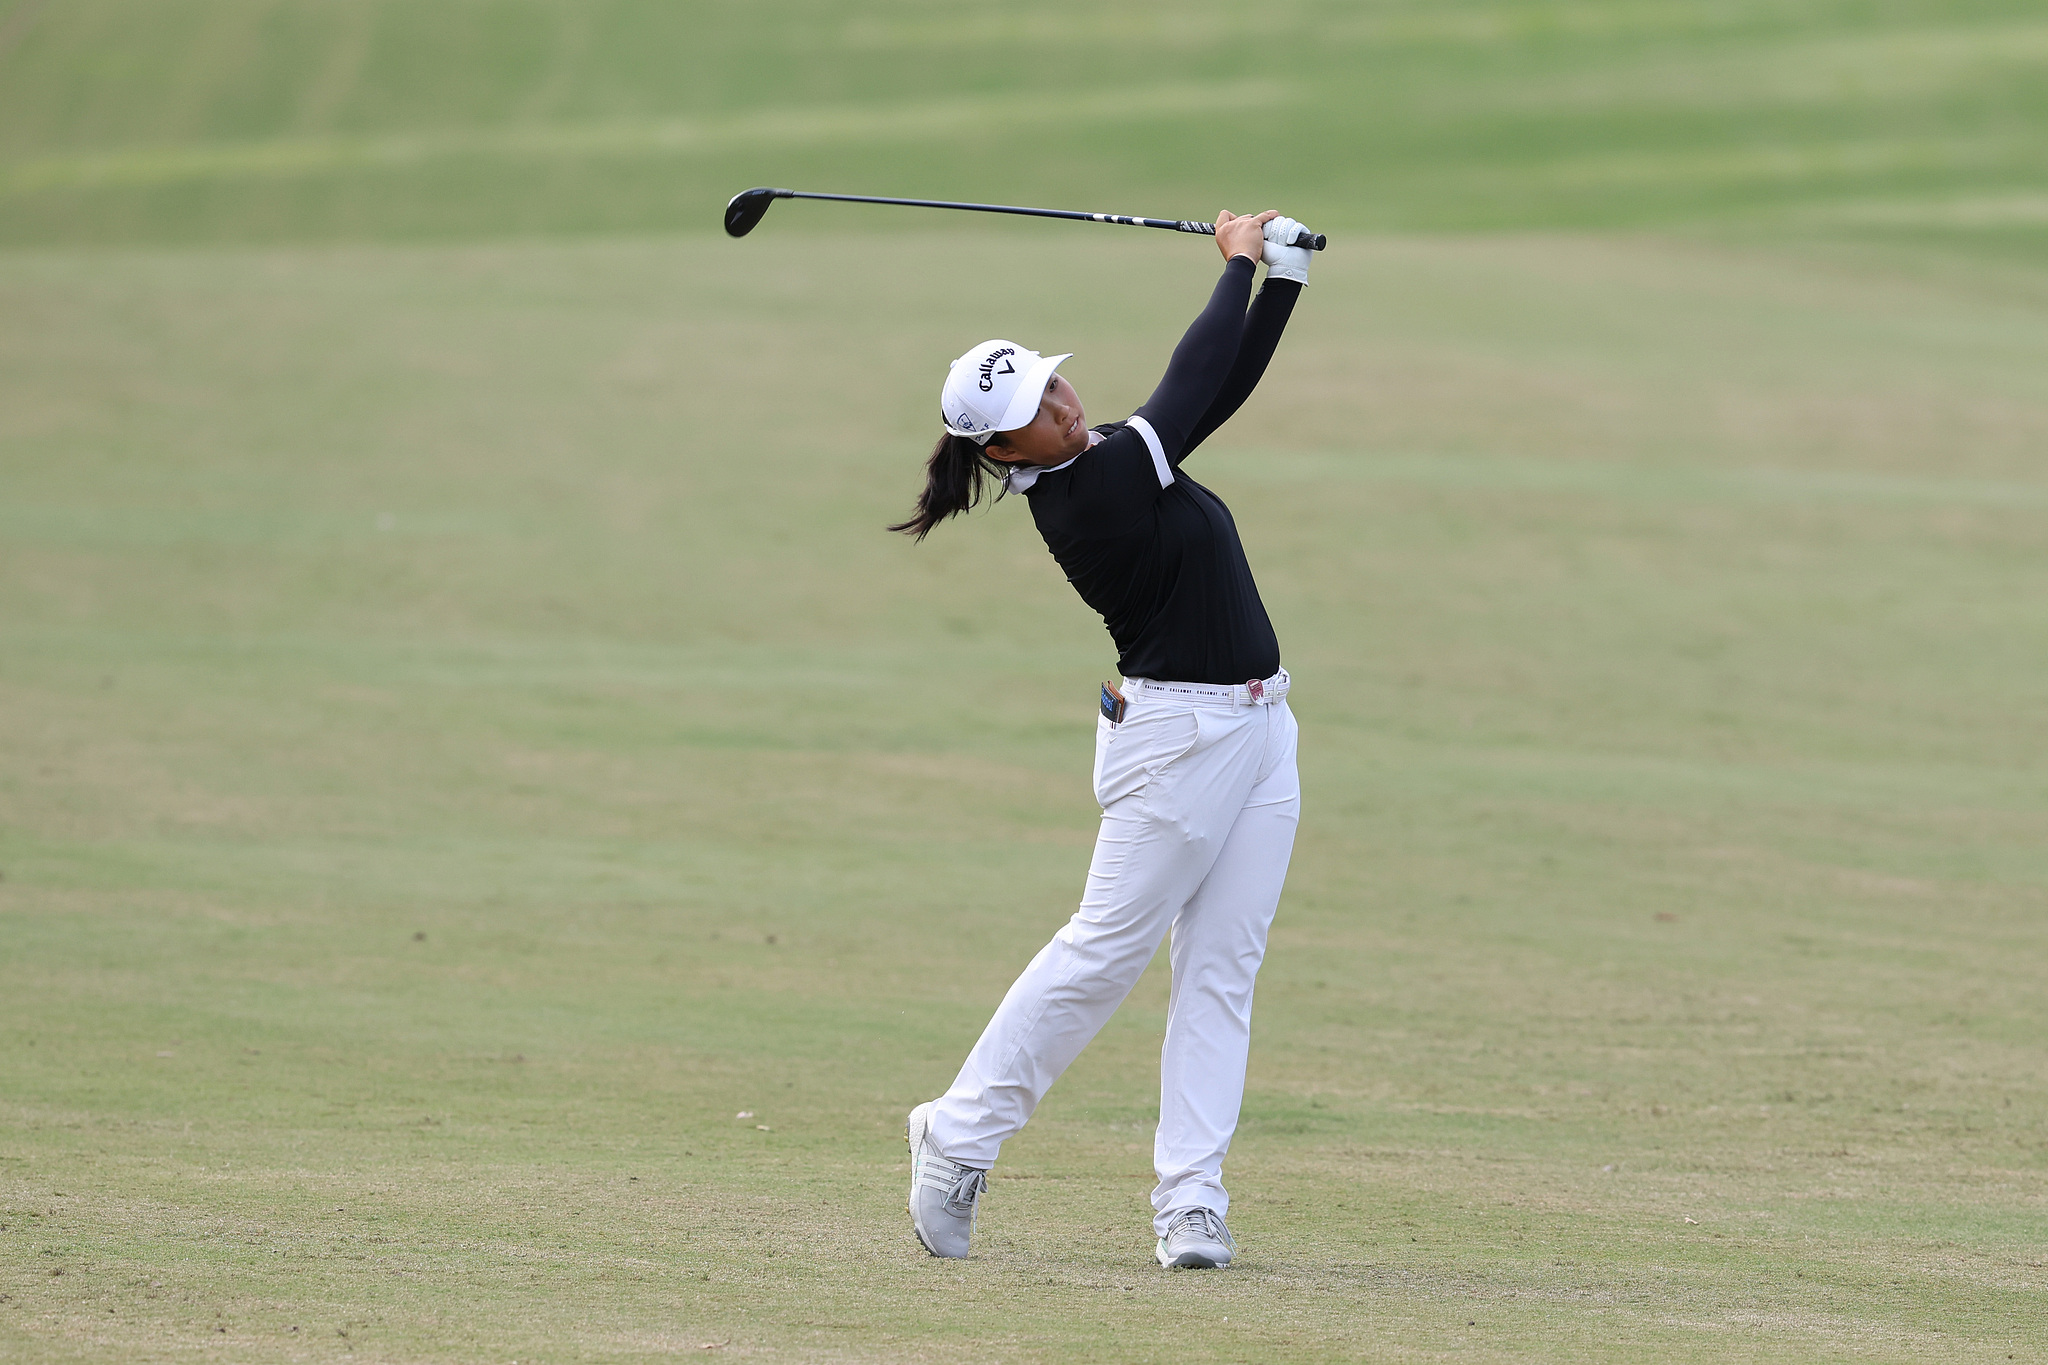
[1262,215,1312,286]
[1215,209,1279,265]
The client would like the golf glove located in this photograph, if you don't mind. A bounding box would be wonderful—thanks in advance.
[1261,216,1312,286]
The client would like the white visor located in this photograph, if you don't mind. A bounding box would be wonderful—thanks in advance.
[941,340,1073,444]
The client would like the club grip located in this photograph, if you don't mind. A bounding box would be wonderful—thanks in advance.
[1292,231,1327,251]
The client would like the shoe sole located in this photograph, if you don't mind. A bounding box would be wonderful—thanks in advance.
[1155,1240,1231,1269]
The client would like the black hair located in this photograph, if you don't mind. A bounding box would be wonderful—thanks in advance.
[887,429,1015,541]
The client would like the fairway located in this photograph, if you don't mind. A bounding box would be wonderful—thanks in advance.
[4,230,2046,1362]
[5,0,2048,1359]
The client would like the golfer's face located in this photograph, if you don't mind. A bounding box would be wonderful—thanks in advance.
[1004,374,1090,465]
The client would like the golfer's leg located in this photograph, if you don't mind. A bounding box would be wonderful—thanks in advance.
[1152,717,1300,1231]
[928,799,1218,1168]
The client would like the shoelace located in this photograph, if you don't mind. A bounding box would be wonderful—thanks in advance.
[942,1165,989,1217]
[1170,1208,1233,1248]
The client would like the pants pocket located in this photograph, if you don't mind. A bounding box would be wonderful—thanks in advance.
[1092,706,1201,809]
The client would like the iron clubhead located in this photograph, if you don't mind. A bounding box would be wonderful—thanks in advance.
[724,187,786,237]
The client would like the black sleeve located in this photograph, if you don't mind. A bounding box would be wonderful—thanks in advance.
[1131,256,1258,460]
[1178,277,1300,462]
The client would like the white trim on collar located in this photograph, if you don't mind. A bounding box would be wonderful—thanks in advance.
[1001,429,1101,494]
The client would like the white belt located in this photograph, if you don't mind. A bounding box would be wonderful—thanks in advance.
[1123,667,1289,708]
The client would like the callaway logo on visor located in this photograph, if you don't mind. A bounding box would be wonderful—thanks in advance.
[977,348,1016,392]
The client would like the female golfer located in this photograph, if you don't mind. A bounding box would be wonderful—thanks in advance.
[892,209,1311,1269]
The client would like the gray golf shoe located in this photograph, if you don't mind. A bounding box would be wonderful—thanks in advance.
[1155,1207,1236,1269]
[906,1101,988,1259]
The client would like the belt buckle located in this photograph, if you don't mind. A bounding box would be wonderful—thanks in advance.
[1245,677,1265,703]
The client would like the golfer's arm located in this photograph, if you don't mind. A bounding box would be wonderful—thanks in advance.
[1133,256,1258,458]
[1179,277,1302,461]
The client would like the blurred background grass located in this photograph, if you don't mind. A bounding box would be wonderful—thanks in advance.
[3,3,2047,1363]
[2,0,2046,253]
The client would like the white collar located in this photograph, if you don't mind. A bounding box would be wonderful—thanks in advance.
[1002,429,1101,493]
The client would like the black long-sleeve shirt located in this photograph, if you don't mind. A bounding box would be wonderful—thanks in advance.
[1020,256,1299,684]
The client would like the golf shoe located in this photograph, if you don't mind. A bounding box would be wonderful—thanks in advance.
[906,1101,988,1259]
[1155,1207,1236,1269]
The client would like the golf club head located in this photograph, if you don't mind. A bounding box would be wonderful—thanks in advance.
[724,187,786,238]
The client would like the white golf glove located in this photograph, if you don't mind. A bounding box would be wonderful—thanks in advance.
[1261,215,1312,286]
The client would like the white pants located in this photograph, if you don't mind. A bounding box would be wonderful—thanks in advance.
[929,674,1300,1236]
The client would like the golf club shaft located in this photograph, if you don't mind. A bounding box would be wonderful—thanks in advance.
[776,190,1327,251]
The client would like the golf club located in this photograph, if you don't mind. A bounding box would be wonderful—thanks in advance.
[725,188,1327,251]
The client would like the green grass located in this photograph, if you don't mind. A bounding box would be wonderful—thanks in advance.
[4,231,2046,1361]
[0,0,2044,253]
[4,0,2048,1360]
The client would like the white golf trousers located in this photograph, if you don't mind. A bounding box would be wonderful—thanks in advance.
[929,674,1300,1236]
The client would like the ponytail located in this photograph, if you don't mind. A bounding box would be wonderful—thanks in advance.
[887,430,1013,541]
